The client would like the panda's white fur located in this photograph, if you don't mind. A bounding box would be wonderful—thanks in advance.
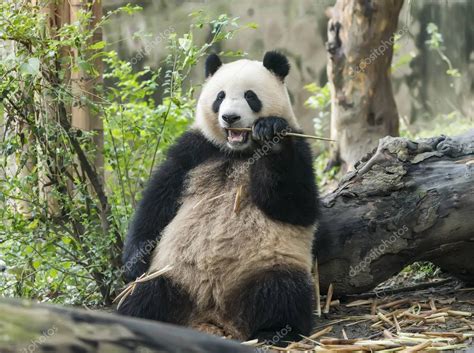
[119,51,319,341]
[149,158,316,337]
[195,59,299,151]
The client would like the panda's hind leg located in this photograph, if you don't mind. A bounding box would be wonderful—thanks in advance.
[223,266,314,344]
[117,276,194,325]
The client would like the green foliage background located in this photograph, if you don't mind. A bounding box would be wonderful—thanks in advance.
[0,2,253,305]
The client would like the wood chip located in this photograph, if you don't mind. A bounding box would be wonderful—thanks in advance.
[400,340,433,352]
[378,298,410,310]
[346,299,373,307]
[371,299,378,315]
[393,315,401,333]
[447,310,472,317]
[377,312,394,326]
[241,339,259,346]
[314,257,321,317]
[320,338,358,345]
[114,265,173,310]
[233,185,243,213]
[308,326,334,340]
[423,331,464,339]
[323,283,334,314]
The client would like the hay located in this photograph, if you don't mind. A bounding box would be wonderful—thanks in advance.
[254,280,474,352]
[114,265,173,310]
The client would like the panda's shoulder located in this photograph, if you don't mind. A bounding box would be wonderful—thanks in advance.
[167,129,220,167]
[292,135,314,162]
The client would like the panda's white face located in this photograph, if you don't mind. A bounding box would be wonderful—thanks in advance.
[195,56,298,152]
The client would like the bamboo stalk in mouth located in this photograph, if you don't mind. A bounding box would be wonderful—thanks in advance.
[226,127,335,142]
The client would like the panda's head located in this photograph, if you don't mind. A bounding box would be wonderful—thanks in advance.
[195,51,299,152]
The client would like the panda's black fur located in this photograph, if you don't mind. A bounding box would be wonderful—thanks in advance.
[119,51,319,342]
[122,132,221,280]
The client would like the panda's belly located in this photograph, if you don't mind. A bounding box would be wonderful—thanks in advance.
[150,159,315,309]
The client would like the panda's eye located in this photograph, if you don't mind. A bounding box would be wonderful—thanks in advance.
[212,91,226,113]
[244,90,256,99]
[244,90,262,113]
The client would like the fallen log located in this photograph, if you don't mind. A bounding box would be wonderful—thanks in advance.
[0,298,253,353]
[316,129,474,295]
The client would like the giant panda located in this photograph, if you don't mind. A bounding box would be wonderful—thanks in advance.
[118,51,319,342]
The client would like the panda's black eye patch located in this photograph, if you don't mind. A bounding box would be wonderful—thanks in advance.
[244,90,262,113]
[212,91,225,113]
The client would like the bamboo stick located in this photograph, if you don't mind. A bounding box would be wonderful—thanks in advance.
[323,283,334,314]
[400,340,432,352]
[314,257,322,317]
[226,127,335,141]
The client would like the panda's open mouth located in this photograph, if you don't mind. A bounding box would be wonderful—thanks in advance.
[226,129,249,144]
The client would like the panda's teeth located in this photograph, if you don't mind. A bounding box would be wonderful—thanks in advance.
[228,130,245,143]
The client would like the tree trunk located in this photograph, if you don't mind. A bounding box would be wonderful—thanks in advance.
[34,0,68,216]
[316,129,474,295]
[326,0,403,172]
[70,0,104,180]
[0,299,253,353]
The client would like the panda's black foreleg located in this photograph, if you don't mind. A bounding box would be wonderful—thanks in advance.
[249,116,319,227]
[122,131,219,281]
[224,266,314,343]
[117,276,194,324]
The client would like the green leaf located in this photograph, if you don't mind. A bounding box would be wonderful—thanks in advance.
[245,22,259,29]
[32,260,41,269]
[446,68,461,77]
[19,57,40,76]
[88,41,106,50]
[26,218,39,231]
[178,38,192,52]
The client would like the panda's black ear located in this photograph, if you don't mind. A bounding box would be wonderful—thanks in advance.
[263,51,290,81]
[205,53,222,78]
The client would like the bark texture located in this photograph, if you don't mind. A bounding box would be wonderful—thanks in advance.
[70,0,105,178]
[316,130,474,295]
[326,0,404,171]
[0,299,253,353]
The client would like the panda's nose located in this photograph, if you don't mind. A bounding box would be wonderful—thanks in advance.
[222,114,241,125]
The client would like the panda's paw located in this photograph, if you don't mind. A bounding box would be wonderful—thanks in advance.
[252,116,290,143]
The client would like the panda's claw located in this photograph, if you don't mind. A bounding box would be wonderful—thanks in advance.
[263,125,272,140]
